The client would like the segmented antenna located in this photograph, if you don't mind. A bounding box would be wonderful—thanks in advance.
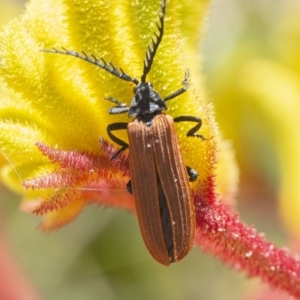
[41,47,139,85]
[140,0,166,83]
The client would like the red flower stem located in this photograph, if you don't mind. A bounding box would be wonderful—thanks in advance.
[195,197,300,299]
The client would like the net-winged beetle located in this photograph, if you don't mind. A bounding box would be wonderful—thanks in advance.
[43,0,206,266]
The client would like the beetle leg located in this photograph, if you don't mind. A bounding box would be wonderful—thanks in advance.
[126,179,132,194]
[107,122,129,159]
[173,116,205,182]
[163,70,190,102]
[173,115,206,140]
[186,166,198,182]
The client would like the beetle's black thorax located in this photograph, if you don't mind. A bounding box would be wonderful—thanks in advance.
[128,82,167,124]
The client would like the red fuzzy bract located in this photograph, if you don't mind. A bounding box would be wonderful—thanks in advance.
[23,142,130,215]
[195,195,300,299]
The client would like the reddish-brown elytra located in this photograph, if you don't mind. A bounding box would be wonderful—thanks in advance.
[128,114,198,265]
[42,0,205,265]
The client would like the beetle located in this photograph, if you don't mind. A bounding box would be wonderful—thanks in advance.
[43,0,205,265]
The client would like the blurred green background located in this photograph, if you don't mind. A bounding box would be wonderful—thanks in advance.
[1,0,299,299]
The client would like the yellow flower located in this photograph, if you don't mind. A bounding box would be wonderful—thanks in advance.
[0,0,233,230]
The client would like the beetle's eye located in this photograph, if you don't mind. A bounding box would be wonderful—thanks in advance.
[133,87,137,93]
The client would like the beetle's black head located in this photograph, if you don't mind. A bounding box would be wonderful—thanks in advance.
[128,82,167,118]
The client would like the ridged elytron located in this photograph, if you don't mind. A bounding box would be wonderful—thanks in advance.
[43,0,205,265]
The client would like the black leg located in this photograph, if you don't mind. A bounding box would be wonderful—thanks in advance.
[173,115,206,183]
[107,122,129,159]
[163,70,190,102]
[186,166,198,182]
[126,180,132,194]
[173,115,206,140]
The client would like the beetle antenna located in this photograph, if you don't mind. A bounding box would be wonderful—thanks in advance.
[140,0,166,83]
[41,47,139,85]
